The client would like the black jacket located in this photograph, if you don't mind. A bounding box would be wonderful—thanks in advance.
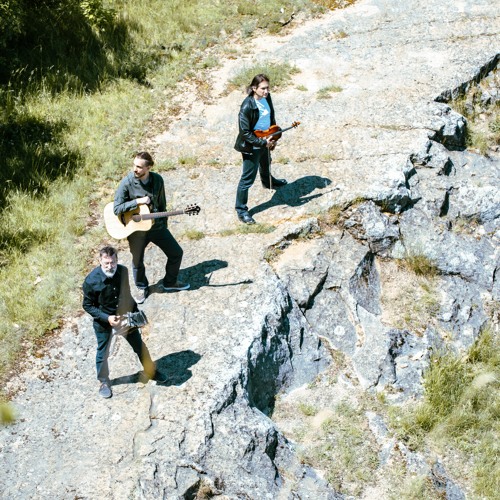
[113,172,167,215]
[113,171,168,228]
[234,94,276,153]
[82,264,138,331]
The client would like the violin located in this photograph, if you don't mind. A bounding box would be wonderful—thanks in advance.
[254,121,301,141]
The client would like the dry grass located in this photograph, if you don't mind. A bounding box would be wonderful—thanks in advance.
[389,326,500,498]
[298,400,380,495]
[449,72,500,154]
[380,260,440,335]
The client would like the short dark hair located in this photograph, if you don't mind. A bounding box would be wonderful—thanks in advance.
[135,151,154,166]
[247,74,270,95]
[99,246,117,258]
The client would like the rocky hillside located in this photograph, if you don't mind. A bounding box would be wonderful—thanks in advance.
[1,0,498,498]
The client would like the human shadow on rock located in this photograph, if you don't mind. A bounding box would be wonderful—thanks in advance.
[155,349,202,386]
[249,175,333,217]
[149,259,252,294]
[111,349,201,387]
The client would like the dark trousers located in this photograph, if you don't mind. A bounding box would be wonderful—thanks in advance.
[95,327,155,382]
[127,224,183,289]
[235,148,272,216]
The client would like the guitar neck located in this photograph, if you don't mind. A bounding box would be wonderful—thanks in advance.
[141,210,185,220]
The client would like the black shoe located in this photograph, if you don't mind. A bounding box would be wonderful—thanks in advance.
[262,178,287,189]
[238,213,256,224]
[162,281,190,291]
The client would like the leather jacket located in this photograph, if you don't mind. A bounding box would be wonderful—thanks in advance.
[234,94,276,153]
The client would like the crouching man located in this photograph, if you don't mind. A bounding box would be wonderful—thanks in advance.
[82,246,165,398]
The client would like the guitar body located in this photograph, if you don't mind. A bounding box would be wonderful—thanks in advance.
[104,203,153,239]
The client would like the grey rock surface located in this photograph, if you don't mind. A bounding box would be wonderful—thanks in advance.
[1,0,499,498]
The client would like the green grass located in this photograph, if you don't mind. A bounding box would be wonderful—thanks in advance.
[316,84,342,99]
[335,30,349,38]
[184,229,206,240]
[466,124,490,155]
[315,0,357,9]
[298,402,318,416]
[228,62,301,93]
[401,249,439,277]
[381,269,440,336]
[219,223,276,237]
[449,77,500,153]
[299,400,379,496]
[178,156,199,167]
[390,327,500,498]
[263,243,286,263]
[0,402,16,425]
[388,468,442,500]
[0,0,321,385]
[318,204,344,227]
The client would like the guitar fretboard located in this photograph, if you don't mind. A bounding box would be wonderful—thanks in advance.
[140,210,185,220]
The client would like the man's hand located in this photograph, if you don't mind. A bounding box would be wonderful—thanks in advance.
[137,196,151,205]
[266,138,277,150]
[108,315,121,327]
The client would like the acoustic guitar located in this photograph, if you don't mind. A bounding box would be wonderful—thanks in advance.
[104,202,200,239]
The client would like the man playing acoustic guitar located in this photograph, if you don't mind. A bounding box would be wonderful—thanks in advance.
[234,73,288,224]
[114,152,189,303]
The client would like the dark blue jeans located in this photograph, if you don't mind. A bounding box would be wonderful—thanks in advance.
[94,326,154,382]
[127,224,183,288]
[235,148,272,216]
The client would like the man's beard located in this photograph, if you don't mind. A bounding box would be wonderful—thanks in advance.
[102,267,117,278]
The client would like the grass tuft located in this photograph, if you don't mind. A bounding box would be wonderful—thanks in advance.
[318,204,344,227]
[390,326,500,498]
[184,229,205,240]
[316,84,342,99]
[449,73,500,154]
[401,250,439,277]
[0,402,17,425]
[220,223,276,237]
[298,402,318,416]
[228,62,300,93]
[300,400,379,496]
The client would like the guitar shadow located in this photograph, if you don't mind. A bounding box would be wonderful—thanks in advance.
[111,349,201,387]
[249,175,333,217]
[149,259,253,294]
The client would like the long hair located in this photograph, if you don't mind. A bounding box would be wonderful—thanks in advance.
[246,74,270,96]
